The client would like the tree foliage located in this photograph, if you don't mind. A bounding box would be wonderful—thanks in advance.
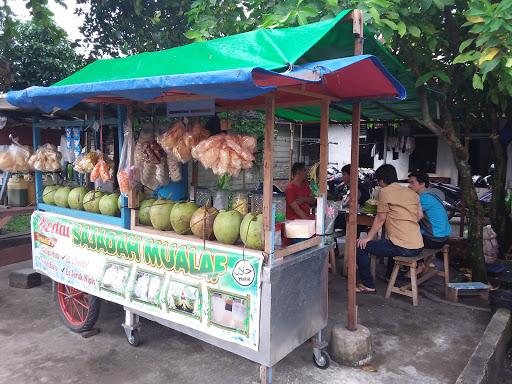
[6,21,83,90]
[456,0,512,111]
[23,0,68,27]
[75,0,192,58]
[0,1,82,91]
[186,0,343,41]
[187,0,511,105]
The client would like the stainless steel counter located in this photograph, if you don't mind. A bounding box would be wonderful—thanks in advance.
[125,244,329,366]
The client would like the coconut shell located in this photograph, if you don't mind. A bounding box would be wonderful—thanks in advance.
[190,206,218,239]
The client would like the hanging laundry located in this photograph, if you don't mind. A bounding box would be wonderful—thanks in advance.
[366,124,385,160]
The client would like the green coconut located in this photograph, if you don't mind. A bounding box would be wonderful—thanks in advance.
[83,191,105,213]
[150,199,175,231]
[171,201,199,234]
[54,186,72,208]
[42,185,60,205]
[190,206,218,239]
[68,187,88,210]
[213,210,243,245]
[100,193,120,216]
[139,198,156,226]
[240,213,264,250]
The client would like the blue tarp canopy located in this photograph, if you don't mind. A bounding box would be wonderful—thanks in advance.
[7,55,405,113]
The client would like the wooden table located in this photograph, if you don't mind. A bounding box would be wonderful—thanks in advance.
[0,206,35,230]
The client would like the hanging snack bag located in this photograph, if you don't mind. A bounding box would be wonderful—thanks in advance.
[91,153,114,183]
[28,143,62,172]
[0,143,33,172]
[117,119,139,196]
[73,149,100,174]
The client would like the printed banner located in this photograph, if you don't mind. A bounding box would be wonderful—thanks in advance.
[31,211,263,350]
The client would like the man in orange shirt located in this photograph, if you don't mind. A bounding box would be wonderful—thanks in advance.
[356,164,424,293]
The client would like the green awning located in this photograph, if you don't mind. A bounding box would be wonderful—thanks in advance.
[52,9,419,122]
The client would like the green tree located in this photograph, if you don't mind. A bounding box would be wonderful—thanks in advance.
[187,0,512,281]
[75,0,192,58]
[0,1,81,91]
[0,3,17,90]
[23,0,68,26]
[6,21,83,90]
[455,0,512,256]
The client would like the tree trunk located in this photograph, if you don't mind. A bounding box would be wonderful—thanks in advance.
[489,110,511,256]
[417,88,487,282]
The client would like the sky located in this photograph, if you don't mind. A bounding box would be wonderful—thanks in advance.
[9,0,87,44]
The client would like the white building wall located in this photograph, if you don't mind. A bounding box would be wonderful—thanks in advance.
[433,138,458,184]
[373,153,410,180]
[372,137,458,184]
[330,124,459,185]
[328,124,352,169]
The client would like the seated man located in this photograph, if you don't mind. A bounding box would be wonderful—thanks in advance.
[286,162,316,220]
[285,162,316,244]
[333,164,370,233]
[356,164,424,293]
[408,171,451,249]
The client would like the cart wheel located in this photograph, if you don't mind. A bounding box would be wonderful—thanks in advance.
[53,282,100,333]
[127,330,140,347]
[313,351,330,370]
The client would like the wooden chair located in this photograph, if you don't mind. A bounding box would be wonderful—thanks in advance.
[385,245,450,306]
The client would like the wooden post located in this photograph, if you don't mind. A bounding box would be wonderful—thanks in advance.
[347,9,364,332]
[263,95,276,258]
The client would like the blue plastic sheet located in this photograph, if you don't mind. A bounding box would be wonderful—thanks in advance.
[7,55,405,113]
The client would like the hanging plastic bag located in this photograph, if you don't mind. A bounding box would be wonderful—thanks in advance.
[135,124,174,190]
[117,119,139,196]
[91,153,114,183]
[73,149,100,174]
[28,144,62,172]
[0,143,32,172]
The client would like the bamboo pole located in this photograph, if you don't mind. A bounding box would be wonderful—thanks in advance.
[347,9,364,332]
[263,95,276,258]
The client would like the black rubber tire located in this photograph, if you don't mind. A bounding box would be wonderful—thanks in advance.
[53,281,101,333]
[313,351,331,369]
[128,329,141,347]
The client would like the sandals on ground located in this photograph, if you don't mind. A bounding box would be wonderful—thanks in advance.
[356,284,377,294]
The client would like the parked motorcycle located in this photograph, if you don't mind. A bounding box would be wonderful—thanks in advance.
[432,182,492,220]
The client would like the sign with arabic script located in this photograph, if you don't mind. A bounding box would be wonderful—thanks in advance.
[31,211,263,350]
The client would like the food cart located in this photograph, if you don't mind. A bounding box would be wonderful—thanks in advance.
[5,10,406,383]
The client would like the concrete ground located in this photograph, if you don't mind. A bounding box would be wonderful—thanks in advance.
[0,257,495,384]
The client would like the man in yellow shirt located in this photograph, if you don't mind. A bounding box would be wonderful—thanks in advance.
[356,164,424,293]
